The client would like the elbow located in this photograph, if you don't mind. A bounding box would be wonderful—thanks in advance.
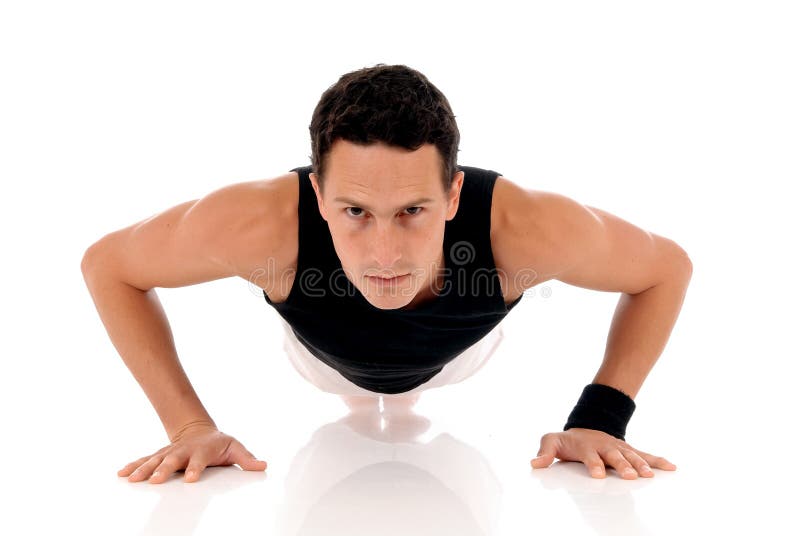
[656,236,693,283]
[675,245,693,281]
[80,248,96,280]
[81,241,106,278]
[659,237,693,283]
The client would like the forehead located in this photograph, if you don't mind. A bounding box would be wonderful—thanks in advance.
[324,140,442,195]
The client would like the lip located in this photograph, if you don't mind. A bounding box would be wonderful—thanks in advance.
[368,274,409,284]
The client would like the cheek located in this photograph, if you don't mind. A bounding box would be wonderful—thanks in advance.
[420,224,444,248]
[328,226,363,265]
[331,237,353,259]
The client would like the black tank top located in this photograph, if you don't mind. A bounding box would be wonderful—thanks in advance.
[262,164,524,394]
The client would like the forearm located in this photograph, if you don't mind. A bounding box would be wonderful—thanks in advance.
[82,264,216,442]
[593,268,692,399]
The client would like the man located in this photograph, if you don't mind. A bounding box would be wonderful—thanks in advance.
[81,64,692,485]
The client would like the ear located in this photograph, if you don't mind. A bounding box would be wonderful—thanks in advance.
[445,170,465,221]
[308,172,328,221]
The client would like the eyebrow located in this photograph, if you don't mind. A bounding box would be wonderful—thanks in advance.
[332,197,435,212]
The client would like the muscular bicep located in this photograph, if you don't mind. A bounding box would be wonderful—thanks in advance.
[493,178,691,296]
[538,196,692,294]
[82,182,266,291]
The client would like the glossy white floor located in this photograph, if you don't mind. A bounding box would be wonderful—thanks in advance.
[4,264,798,535]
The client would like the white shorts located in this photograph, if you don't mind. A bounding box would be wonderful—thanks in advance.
[279,317,505,398]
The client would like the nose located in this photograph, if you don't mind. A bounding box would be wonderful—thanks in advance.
[371,222,402,270]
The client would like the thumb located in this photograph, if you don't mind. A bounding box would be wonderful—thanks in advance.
[531,440,557,469]
[233,445,268,471]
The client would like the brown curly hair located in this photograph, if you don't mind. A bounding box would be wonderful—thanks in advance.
[308,63,461,194]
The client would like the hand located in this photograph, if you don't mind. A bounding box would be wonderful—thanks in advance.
[117,422,267,484]
[530,428,677,479]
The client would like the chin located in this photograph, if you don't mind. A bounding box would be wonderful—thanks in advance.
[359,283,417,309]
[369,301,407,311]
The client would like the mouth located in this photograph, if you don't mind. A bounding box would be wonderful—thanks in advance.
[367,274,409,283]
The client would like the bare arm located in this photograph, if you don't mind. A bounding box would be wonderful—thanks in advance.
[493,177,690,479]
[81,264,217,442]
[81,178,286,442]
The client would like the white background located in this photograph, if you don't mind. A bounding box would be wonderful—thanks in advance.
[1,1,798,534]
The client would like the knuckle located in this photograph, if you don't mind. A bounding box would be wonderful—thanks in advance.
[183,455,199,467]
[186,455,206,470]
[168,446,189,459]
[134,461,150,471]
[584,455,603,467]
[161,453,182,466]
[599,447,620,460]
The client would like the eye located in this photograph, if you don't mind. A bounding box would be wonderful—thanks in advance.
[345,207,364,218]
[344,207,424,218]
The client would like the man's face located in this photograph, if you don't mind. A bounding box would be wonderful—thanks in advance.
[309,139,464,310]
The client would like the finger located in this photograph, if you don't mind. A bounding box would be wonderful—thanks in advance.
[118,456,151,477]
[148,453,186,484]
[630,449,678,471]
[183,457,209,483]
[583,452,607,478]
[600,448,638,479]
[128,455,164,482]
[649,456,677,471]
[530,434,557,469]
[118,444,173,477]
[619,448,653,478]
[231,443,268,472]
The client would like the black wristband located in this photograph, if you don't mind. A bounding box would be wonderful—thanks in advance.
[563,383,636,441]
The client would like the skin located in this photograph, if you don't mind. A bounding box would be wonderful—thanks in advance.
[308,139,464,311]
[105,138,684,484]
[302,140,677,480]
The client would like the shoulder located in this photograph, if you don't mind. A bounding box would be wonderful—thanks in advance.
[490,175,589,292]
[193,171,299,291]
